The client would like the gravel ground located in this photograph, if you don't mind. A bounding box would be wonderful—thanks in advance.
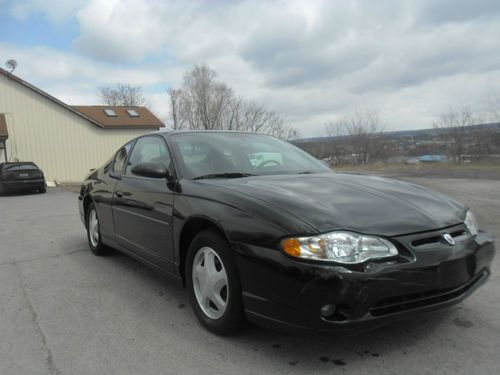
[0,178,498,375]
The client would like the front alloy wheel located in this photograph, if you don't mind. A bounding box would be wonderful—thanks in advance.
[192,247,229,319]
[186,230,245,335]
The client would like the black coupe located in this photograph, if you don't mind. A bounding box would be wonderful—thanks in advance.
[0,162,46,195]
[78,131,495,334]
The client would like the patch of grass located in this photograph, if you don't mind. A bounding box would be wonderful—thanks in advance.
[332,161,500,179]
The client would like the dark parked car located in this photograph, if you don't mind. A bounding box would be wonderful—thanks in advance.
[0,162,46,195]
[78,131,495,334]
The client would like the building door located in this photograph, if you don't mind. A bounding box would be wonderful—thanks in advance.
[0,113,8,162]
[0,141,6,163]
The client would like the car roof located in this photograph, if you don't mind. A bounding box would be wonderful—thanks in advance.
[149,129,275,137]
[119,130,279,152]
[0,162,38,168]
[1,161,36,165]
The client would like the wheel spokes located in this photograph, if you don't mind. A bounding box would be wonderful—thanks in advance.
[192,247,228,319]
[89,210,99,246]
[210,290,227,312]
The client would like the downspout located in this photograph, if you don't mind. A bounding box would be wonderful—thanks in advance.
[2,113,16,162]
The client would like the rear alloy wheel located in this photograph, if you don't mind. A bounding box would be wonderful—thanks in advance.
[186,230,246,335]
[86,202,109,256]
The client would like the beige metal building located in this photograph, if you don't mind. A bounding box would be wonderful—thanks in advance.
[0,67,163,183]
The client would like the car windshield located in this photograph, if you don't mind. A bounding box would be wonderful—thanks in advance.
[3,163,38,171]
[170,132,331,179]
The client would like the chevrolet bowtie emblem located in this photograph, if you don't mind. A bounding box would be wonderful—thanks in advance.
[442,233,455,246]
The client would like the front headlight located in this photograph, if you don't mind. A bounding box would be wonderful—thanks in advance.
[281,231,398,264]
[464,210,479,236]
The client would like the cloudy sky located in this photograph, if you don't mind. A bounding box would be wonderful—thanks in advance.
[1,0,499,136]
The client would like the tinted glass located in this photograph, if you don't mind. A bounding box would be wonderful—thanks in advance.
[4,163,38,171]
[112,142,133,174]
[126,136,172,176]
[170,132,330,179]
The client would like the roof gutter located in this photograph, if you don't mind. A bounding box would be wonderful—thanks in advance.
[0,67,105,129]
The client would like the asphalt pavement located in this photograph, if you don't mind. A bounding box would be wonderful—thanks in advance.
[0,178,499,375]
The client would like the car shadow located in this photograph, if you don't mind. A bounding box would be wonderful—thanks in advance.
[227,310,452,368]
[0,190,44,197]
[86,248,460,369]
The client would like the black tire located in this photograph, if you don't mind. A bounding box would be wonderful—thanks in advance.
[39,185,46,193]
[186,229,246,335]
[86,202,109,256]
[0,183,4,195]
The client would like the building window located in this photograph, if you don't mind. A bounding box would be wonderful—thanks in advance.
[104,109,117,117]
[127,109,140,117]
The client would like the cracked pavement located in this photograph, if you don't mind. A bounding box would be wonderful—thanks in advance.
[0,181,499,374]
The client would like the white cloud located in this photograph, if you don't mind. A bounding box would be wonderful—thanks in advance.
[7,0,86,25]
[2,0,500,136]
[73,0,170,62]
[0,43,178,85]
[0,42,179,121]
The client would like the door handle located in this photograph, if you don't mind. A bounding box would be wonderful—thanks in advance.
[116,190,123,198]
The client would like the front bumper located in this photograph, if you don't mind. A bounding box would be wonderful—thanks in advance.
[233,225,495,332]
[78,194,85,225]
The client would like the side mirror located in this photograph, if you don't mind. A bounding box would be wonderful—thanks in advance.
[131,162,170,179]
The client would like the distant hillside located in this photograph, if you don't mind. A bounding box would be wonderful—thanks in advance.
[293,122,500,144]
[293,122,500,163]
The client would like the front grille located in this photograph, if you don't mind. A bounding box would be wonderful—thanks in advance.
[411,229,468,248]
[369,271,487,317]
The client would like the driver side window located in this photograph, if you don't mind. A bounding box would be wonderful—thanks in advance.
[125,136,173,177]
[112,142,133,174]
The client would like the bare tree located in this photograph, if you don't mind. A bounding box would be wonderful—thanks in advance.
[325,121,345,138]
[265,117,301,140]
[178,65,233,130]
[97,84,147,106]
[469,124,495,156]
[323,120,348,163]
[433,106,482,162]
[166,64,300,139]
[328,109,387,164]
[167,88,186,130]
[485,92,500,122]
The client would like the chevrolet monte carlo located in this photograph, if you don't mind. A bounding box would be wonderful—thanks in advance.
[78,131,495,334]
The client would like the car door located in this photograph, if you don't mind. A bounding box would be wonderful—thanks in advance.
[93,140,135,243]
[112,135,176,272]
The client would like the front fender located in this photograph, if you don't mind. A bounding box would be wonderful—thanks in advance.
[172,194,289,263]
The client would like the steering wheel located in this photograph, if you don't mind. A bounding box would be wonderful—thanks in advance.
[257,159,281,168]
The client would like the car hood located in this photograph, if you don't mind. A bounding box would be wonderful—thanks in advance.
[204,173,466,236]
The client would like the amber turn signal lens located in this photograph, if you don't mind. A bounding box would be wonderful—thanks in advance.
[281,238,301,257]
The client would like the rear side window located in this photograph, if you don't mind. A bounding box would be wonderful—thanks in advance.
[112,142,133,174]
[125,136,172,176]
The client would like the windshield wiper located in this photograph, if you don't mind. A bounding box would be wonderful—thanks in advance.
[297,171,314,174]
[192,172,257,180]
